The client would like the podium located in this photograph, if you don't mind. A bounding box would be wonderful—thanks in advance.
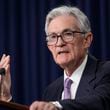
[0,100,29,110]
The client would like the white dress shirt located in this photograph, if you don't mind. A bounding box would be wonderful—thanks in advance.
[62,54,88,99]
[52,55,88,109]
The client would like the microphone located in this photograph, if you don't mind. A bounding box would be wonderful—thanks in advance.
[0,68,6,98]
[0,68,5,75]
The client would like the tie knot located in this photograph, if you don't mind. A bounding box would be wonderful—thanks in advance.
[64,78,73,89]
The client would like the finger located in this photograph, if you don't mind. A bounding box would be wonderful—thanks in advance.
[4,64,11,85]
[0,56,10,68]
[0,54,6,67]
[0,54,6,63]
[5,64,10,75]
[30,101,39,110]
[0,54,6,60]
[0,75,1,82]
[0,55,8,67]
[44,103,57,110]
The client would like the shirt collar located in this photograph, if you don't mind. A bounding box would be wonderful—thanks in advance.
[64,54,88,83]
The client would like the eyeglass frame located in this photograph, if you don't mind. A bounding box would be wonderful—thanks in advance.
[46,29,86,46]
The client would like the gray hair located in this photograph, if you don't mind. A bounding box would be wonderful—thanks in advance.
[45,6,91,35]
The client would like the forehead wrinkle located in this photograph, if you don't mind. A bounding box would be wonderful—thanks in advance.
[47,15,80,34]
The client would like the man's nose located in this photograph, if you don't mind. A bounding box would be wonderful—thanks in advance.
[56,36,66,46]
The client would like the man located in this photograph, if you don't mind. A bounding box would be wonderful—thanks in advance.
[30,6,110,110]
[0,5,110,110]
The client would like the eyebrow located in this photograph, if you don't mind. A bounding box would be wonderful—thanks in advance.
[47,28,77,35]
[62,28,75,32]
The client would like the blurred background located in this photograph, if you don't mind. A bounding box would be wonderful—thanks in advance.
[0,0,110,106]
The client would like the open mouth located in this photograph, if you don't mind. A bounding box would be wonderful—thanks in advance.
[58,51,69,54]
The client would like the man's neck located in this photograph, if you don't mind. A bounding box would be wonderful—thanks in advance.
[65,54,88,76]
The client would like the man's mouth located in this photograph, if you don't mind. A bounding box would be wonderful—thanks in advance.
[58,51,69,55]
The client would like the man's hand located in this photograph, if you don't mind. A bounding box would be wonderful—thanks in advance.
[30,101,59,110]
[0,54,11,101]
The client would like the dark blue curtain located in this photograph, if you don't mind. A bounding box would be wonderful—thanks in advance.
[0,0,110,106]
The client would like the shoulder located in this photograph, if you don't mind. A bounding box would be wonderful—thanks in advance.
[85,54,110,80]
[42,76,63,101]
[92,58,110,83]
[88,54,110,71]
[97,60,110,74]
[46,76,63,90]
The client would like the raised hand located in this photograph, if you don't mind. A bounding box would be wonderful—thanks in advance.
[0,54,11,101]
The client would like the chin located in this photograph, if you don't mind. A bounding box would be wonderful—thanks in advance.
[56,60,70,67]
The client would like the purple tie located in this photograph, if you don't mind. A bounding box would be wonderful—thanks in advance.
[64,78,73,99]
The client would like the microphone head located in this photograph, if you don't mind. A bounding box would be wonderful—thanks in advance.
[0,68,5,75]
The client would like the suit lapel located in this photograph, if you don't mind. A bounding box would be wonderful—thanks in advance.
[75,54,99,98]
[56,76,64,100]
[49,76,64,100]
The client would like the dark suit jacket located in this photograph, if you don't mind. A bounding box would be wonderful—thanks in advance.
[42,54,110,110]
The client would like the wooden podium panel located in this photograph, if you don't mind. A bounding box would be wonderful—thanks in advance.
[0,100,29,110]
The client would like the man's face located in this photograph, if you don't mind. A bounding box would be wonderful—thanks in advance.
[47,15,93,71]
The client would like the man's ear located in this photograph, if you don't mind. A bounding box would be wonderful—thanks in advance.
[84,32,93,48]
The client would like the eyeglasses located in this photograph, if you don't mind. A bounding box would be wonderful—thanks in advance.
[46,29,86,45]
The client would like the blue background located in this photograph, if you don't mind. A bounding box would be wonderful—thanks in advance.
[0,0,110,106]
